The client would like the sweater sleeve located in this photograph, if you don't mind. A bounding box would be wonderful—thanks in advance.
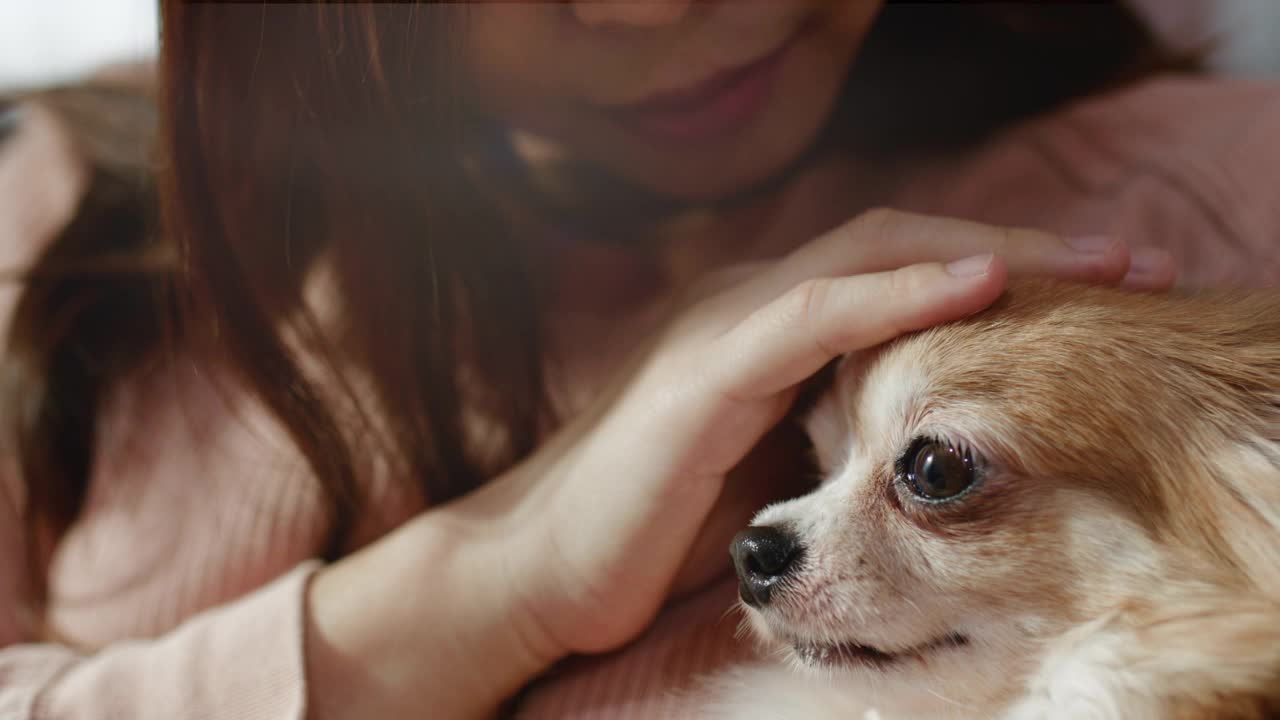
[1,468,319,720]
[1,516,320,720]
[1,101,323,720]
[0,425,318,720]
[33,562,320,720]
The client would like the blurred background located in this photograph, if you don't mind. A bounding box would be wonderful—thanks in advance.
[2,1,1279,92]
[0,0,158,91]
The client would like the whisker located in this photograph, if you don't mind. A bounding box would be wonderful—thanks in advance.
[922,685,976,710]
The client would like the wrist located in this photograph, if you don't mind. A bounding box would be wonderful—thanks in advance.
[304,503,564,720]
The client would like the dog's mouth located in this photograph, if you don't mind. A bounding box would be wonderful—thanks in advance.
[790,632,969,669]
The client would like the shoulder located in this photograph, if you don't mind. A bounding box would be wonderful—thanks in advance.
[0,101,89,337]
[1056,75,1280,168]
[918,76,1280,288]
[0,100,88,262]
[1047,76,1280,288]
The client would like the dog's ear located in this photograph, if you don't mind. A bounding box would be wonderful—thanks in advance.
[1174,291,1280,595]
[1008,581,1280,720]
[1206,412,1280,596]
[1266,399,1280,461]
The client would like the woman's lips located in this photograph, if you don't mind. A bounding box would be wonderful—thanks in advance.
[603,30,801,145]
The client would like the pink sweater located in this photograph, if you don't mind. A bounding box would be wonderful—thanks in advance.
[3,76,1280,720]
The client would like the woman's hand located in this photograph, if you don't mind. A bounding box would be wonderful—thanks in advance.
[504,209,1174,654]
[304,209,1174,720]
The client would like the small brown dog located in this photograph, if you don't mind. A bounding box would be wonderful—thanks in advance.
[706,281,1280,720]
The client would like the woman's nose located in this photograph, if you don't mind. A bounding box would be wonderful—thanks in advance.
[570,1,695,28]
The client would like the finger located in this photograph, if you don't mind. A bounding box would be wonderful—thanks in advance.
[682,261,772,304]
[716,254,1007,399]
[745,209,1138,304]
[1120,246,1177,291]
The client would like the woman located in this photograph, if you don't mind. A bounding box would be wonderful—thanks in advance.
[1,2,1277,718]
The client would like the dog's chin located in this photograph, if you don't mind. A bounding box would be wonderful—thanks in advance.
[786,632,971,671]
[743,602,973,673]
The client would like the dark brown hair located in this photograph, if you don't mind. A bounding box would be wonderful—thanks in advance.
[1,81,169,609]
[3,1,1161,611]
[157,2,548,558]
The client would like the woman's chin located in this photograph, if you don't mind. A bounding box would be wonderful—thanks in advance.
[597,93,842,201]
[603,143,814,203]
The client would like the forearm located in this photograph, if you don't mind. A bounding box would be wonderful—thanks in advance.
[304,504,563,720]
[0,564,315,720]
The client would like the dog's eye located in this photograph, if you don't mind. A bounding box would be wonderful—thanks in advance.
[902,437,977,501]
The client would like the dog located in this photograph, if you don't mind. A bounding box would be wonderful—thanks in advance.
[702,280,1280,719]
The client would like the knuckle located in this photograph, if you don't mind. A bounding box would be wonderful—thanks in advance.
[997,225,1055,254]
[887,264,926,301]
[788,277,832,326]
[995,226,1017,253]
[687,267,734,299]
[819,207,900,255]
[790,277,841,359]
[689,262,762,300]
[783,279,844,358]
[851,206,903,239]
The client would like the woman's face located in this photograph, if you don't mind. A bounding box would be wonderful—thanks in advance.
[465,1,882,200]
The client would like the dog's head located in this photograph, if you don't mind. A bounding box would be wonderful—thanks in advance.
[732,281,1280,709]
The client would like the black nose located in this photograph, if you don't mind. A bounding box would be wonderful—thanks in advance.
[730,526,802,607]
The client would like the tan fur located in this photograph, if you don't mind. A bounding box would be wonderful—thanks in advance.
[704,281,1280,719]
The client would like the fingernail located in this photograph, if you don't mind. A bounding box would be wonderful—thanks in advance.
[1064,235,1116,254]
[946,253,994,278]
[1122,246,1172,284]
[0,102,19,145]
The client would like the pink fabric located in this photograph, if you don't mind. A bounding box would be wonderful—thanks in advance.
[1,75,1279,719]
[520,76,1280,717]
